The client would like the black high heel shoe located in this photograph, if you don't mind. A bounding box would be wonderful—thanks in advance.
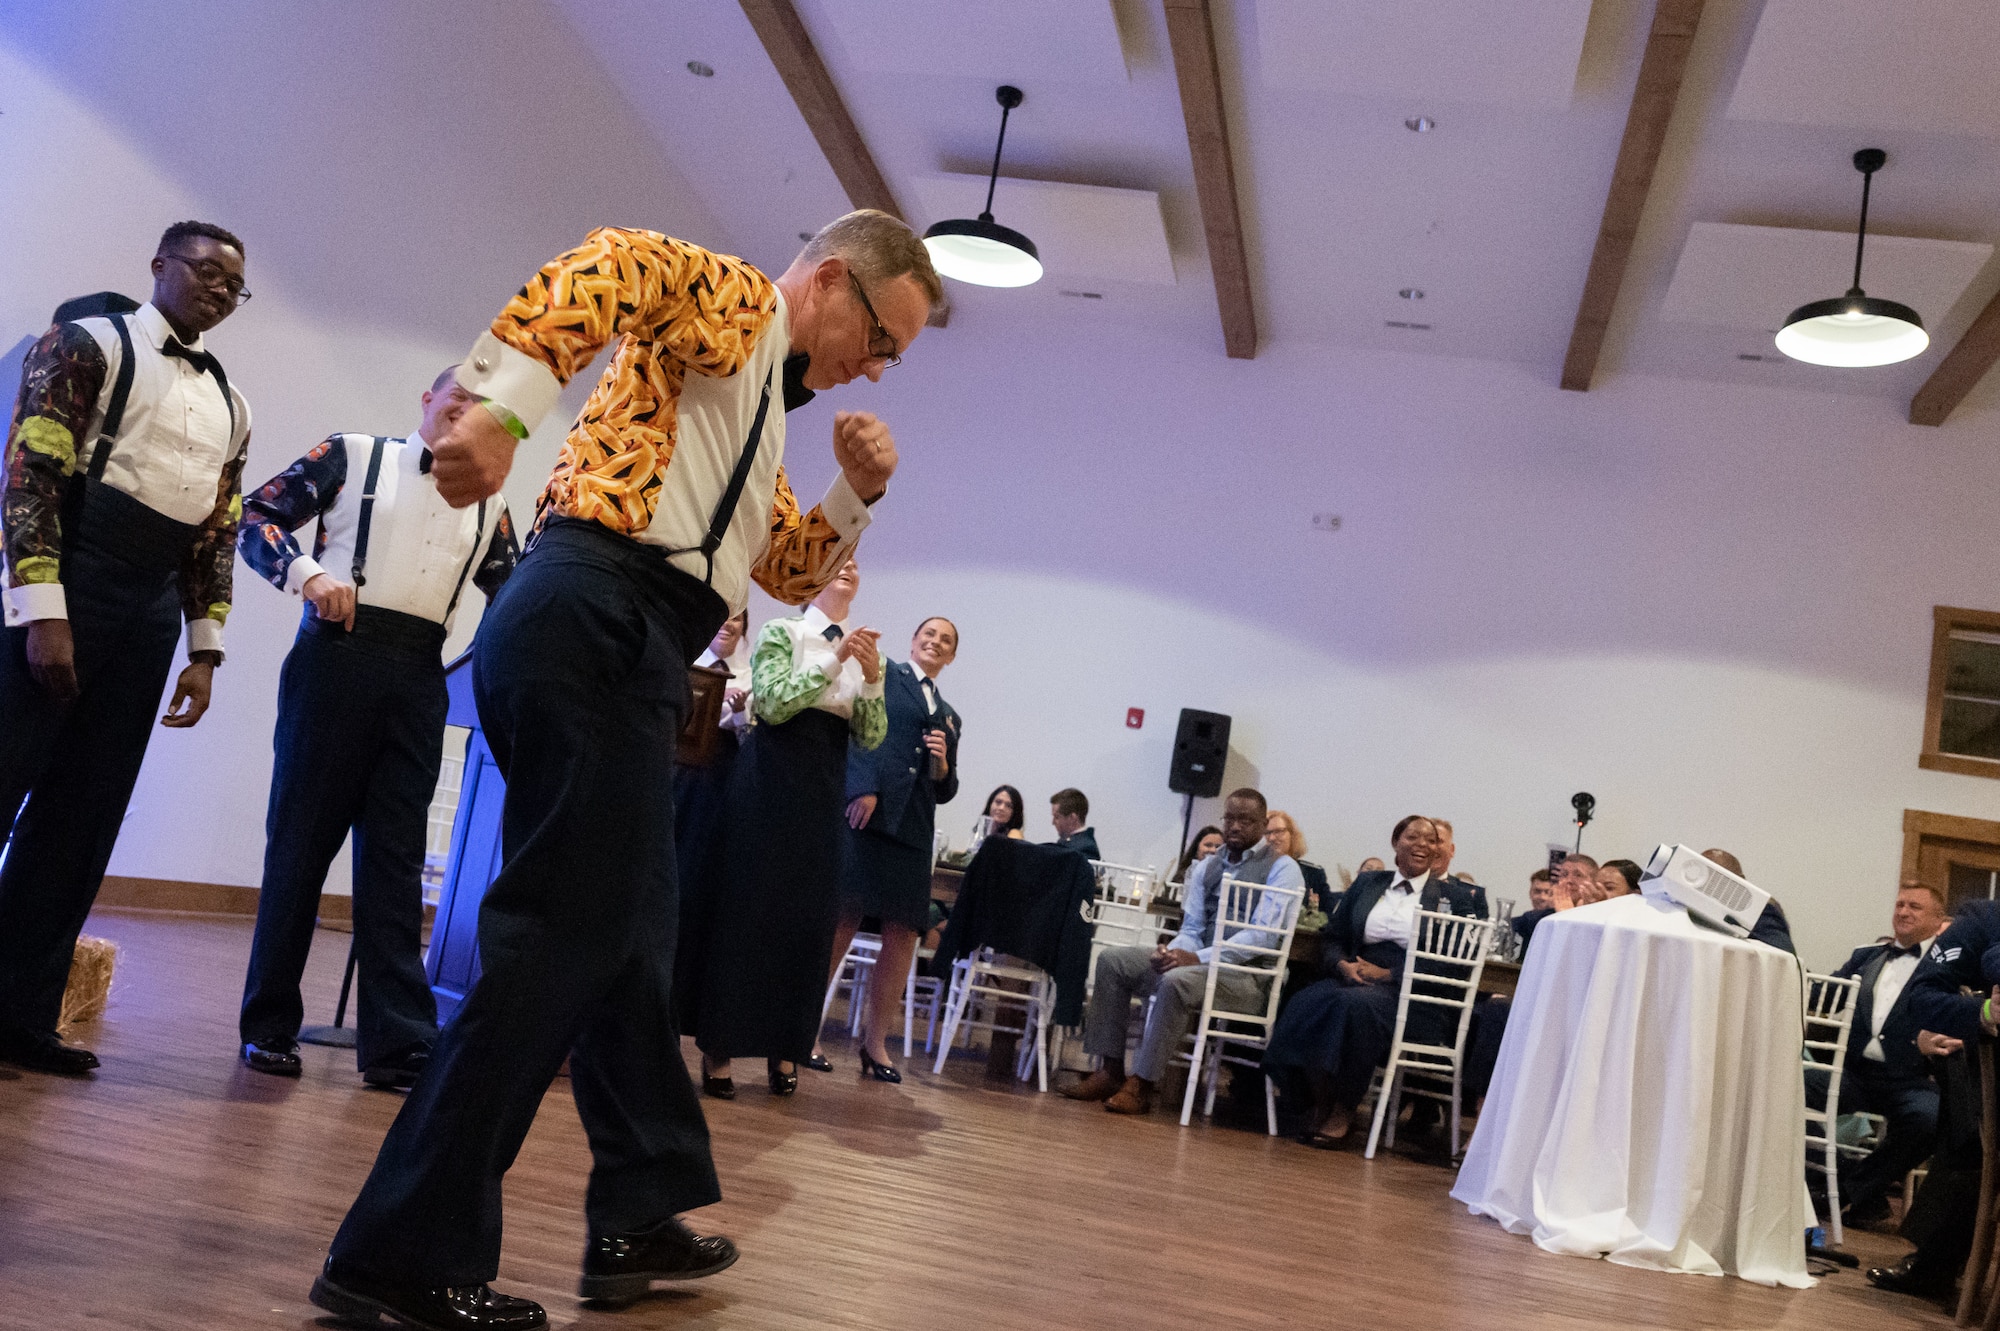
[803,1052,834,1073]
[857,1048,902,1084]
[700,1058,735,1100]
[767,1058,798,1097]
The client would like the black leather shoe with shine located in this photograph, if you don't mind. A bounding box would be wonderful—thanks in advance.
[578,1217,739,1305]
[309,1258,547,1330]
[362,1045,431,1090]
[241,1040,303,1077]
[1866,1255,1953,1298]
[768,1058,798,1096]
[857,1048,901,1083]
[803,1052,834,1073]
[0,1027,99,1075]
[701,1073,736,1100]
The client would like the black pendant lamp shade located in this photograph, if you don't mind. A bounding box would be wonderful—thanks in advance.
[1775,148,1929,367]
[922,86,1043,288]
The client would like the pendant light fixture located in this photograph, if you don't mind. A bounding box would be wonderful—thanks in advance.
[1775,148,1928,368]
[923,85,1042,288]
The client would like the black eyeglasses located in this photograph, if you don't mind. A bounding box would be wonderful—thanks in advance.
[165,254,252,306]
[848,272,901,367]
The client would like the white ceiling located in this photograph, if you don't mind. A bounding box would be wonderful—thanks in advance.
[544,0,2000,406]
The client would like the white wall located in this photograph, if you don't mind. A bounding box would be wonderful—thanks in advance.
[0,4,718,894]
[7,5,2000,976]
[764,312,2000,972]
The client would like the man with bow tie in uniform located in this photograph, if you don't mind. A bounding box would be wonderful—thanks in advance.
[0,221,251,1075]
[1814,879,1950,1227]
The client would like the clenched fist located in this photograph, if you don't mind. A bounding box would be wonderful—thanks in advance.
[832,411,897,502]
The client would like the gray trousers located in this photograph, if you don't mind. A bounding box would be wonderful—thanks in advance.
[1082,944,1268,1083]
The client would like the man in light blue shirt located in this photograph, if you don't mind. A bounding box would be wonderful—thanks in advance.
[1063,787,1302,1116]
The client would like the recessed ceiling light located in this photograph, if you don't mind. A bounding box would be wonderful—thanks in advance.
[1405,116,1437,133]
[1399,288,1425,301]
[687,60,715,77]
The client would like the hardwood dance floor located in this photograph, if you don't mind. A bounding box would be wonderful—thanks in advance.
[0,911,1952,1330]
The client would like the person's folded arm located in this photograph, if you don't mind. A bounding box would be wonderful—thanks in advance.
[748,620,829,726]
[238,434,346,597]
[3,323,106,627]
[459,227,778,438]
[751,466,872,606]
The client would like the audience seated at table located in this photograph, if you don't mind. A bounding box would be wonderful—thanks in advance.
[1062,788,1301,1117]
[978,784,1027,840]
[1810,879,1949,1229]
[1513,869,1555,953]
[1262,815,1481,1148]
[1049,788,1100,862]
[1872,898,1997,1299]
[1266,810,1330,911]
[1547,852,1603,909]
[1173,825,1222,884]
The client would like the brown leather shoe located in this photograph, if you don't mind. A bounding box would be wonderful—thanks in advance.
[1062,1068,1124,1102]
[1104,1076,1155,1115]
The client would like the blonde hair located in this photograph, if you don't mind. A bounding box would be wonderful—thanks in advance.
[798,209,944,309]
[1267,809,1307,858]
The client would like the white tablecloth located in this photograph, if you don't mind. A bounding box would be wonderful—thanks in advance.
[1450,893,1812,1288]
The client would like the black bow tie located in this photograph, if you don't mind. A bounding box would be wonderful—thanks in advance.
[160,339,216,375]
[821,623,843,643]
[1891,944,1922,959]
[418,447,434,474]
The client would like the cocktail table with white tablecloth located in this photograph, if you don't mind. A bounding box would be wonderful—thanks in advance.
[1449,893,1813,1288]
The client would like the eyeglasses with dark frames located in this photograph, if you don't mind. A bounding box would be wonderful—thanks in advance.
[847,272,901,368]
[164,253,252,306]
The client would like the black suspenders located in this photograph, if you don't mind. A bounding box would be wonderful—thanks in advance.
[349,436,389,586]
[347,435,491,618]
[86,313,237,478]
[663,360,776,585]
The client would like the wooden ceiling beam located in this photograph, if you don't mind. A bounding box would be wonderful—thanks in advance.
[1163,0,1257,359]
[737,0,948,326]
[1559,0,1706,392]
[1910,287,2000,425]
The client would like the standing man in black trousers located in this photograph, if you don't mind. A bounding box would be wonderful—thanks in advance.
[311,213,941,1331]
[0,222,250,1075]
[235,366,518,1087]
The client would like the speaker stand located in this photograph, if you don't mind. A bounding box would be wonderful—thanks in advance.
[300,938,360,1049]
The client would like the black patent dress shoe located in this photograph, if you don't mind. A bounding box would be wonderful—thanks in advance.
[310,1258,546,1330]
[768,1058,798,1096]
[579,1216,739,1305]
[363,1045,431,1090]
[803,1052,834,1073]
[241,1040,303,1077]
[857,1048,902,1083]
[701,1073,736,1100]
[0,1027,98,1075]
[1866,1255,1953,1298]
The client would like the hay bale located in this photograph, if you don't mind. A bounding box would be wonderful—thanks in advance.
[58,934,118,1036]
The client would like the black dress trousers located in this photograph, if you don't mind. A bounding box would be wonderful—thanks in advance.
[328,518,727,1286]
[238,607,448,1069]
[0,482,187,1041]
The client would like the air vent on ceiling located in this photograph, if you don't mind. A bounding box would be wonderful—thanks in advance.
[1060,290,1104,299]
[1385,320,1433,331]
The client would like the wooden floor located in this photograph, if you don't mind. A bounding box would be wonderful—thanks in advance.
[0,911,1953,1331]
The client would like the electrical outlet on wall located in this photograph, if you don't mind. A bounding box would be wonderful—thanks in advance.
[1310,513,1342,533]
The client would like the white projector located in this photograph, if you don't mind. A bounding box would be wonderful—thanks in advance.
[1639,844,1771,939]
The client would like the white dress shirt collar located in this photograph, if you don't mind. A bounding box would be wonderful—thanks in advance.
[801,604,847,638]
[134,301,203,353]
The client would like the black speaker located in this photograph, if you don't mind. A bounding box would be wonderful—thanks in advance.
[1169,708,1231,798]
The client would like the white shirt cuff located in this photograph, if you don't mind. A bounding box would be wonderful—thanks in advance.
[459,332,563,435]
[187,617,225,658]
[284,555,327,598]
[4,581,68,626]
[820,471,875,537]
[860,672,886,700]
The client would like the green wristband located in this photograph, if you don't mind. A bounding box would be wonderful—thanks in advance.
[481,398,529,441]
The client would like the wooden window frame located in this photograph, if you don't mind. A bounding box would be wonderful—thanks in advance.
[1922,604,2000,779]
